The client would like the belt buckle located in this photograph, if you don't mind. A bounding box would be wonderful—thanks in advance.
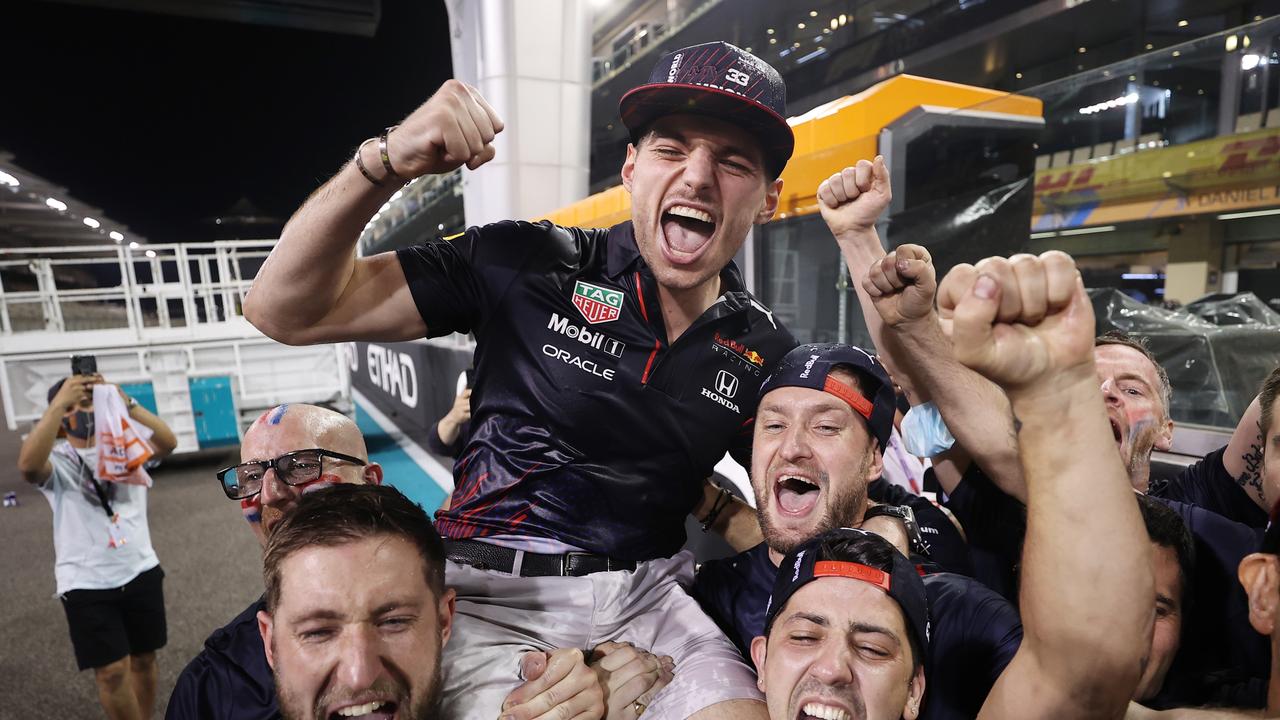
[561,551,591,576]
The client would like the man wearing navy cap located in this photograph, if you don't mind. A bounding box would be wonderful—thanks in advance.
[694,343,1014,720]
[753,251,1157,719]
[245,41,805,719]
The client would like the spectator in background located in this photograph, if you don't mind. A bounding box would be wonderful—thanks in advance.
[427,382,472,459]
[17,373,177,720]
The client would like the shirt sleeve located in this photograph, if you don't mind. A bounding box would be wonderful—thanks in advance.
[425,419,464,458]
[1158,447,1267,528]
[395,220,550,338]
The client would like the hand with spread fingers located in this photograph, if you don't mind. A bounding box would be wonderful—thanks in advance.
[862,243,938,329]
[938,251,1096,392]
[589,642,676,719]
[817,155,893,243]
[387,79,505,178]
[501,647,606,720]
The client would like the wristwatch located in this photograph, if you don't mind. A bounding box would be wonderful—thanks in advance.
[125,395,138,411]
[863,504,931,557]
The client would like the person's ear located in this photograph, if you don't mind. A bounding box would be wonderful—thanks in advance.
[903,664,926,720]
[756,178,783,224]
[621,144,638,192]
[750,635,769,692]
[365,462,383,486]
[1239,552,1280,635]
[866,445,885,483]
[1154,415,1175,452]
[438,587,457,647]
[257,610,276,669]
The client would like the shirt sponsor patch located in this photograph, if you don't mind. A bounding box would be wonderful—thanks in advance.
[712,331,766,373]
[548,313,625,358]
[572,280,625,324]
[700,369,742,413]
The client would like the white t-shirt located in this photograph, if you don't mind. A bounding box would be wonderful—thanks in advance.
[39,442,159,595]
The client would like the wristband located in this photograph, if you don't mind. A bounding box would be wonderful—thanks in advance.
[379,125,402,181]
[700,486,733,533]
[355,138,384,187]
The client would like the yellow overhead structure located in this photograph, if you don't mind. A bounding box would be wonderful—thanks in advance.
[539,75,1042,228]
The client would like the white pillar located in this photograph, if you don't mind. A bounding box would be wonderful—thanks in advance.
[445,0,593,226]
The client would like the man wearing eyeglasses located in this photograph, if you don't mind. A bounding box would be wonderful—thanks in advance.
[167,403,613,720]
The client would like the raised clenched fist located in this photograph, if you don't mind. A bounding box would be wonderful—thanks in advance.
[862,243,936,328]
[937,251,1096,390]
[387,79,505,177]
[817,156,892,241]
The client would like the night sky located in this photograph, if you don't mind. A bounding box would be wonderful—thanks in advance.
[2,0,453,243]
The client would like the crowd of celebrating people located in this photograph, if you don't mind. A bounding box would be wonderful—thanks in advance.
[21,40,1280,720]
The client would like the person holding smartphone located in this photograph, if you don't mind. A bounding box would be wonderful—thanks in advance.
[16,360,178,720]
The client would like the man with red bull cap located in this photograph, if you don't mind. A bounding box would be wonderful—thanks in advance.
[245,41,805,718]
[753,250,1158,719]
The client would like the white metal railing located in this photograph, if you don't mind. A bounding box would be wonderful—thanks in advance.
[0,240,274,342]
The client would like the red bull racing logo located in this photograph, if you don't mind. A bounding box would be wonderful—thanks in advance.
[713,331,765,367]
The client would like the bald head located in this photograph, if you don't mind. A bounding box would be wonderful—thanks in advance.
[242,404,381,541]
[245,404,369,463]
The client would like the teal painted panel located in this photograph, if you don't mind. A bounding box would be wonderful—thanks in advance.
[354,403,448,514]
[118,382,158,415]
[188,376,239,448]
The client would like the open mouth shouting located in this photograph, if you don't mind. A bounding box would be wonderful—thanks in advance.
[775,471,823,519]
[327,699,398,720]
[659,202,719,266]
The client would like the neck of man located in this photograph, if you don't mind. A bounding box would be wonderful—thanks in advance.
[1131,456,1153,494]
[657,275,722,344]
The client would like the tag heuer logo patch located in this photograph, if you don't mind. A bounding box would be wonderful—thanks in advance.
[572,281,624,324]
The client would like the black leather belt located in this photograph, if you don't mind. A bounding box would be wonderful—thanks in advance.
[444,539,636,577]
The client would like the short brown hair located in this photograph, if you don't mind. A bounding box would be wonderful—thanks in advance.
[262,484,445,613]
[1260,365,1280,440]
[1095,332,1173,419]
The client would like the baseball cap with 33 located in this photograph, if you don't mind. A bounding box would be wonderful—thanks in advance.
[619,41,795,179]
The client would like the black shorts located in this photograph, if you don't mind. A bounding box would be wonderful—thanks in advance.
[60,565,167,671]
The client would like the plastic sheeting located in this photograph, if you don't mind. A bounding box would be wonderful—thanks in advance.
[1184,292,1280,327]
[1090,289,1280,428]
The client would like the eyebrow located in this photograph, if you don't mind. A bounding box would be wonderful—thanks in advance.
[1113,372,1156,392]
[848,621,901,643]
[648,126,760,166]
[1155,593,1177,609]
[785,611,829,627]
[287,598,422,625]
[759,402,852,418]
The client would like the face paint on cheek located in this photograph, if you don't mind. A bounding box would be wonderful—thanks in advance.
[240,497,262,525]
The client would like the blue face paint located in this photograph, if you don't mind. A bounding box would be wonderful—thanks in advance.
[244,510,261,524]
[268,404,290,425]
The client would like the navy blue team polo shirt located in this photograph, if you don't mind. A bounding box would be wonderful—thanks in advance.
[694,543,1021,720]
[396,220,797,561]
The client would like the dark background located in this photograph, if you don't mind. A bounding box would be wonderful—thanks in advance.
[1,0,453,243]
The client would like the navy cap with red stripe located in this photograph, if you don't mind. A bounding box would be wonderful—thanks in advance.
[757,343,896,451]
[764,528,931,653]
[619,41,795,179]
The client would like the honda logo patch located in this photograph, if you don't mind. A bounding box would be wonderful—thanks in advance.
[715,370,739,399]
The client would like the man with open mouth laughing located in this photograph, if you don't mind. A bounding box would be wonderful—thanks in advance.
[256,484,453,720]
[245,38,802,719]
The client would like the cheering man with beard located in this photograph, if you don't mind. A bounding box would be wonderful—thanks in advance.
[257,483,454,720]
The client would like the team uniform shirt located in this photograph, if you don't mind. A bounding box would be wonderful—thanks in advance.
[1149,446,1267,528]
[397,220,797,560]
[39,442,159,595]
[944,464,1269,706]
[693,543,1021,720]
[166,598,278,720]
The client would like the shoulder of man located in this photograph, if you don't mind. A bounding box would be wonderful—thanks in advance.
[1156,446,1267,528]
[168,597,275,719]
